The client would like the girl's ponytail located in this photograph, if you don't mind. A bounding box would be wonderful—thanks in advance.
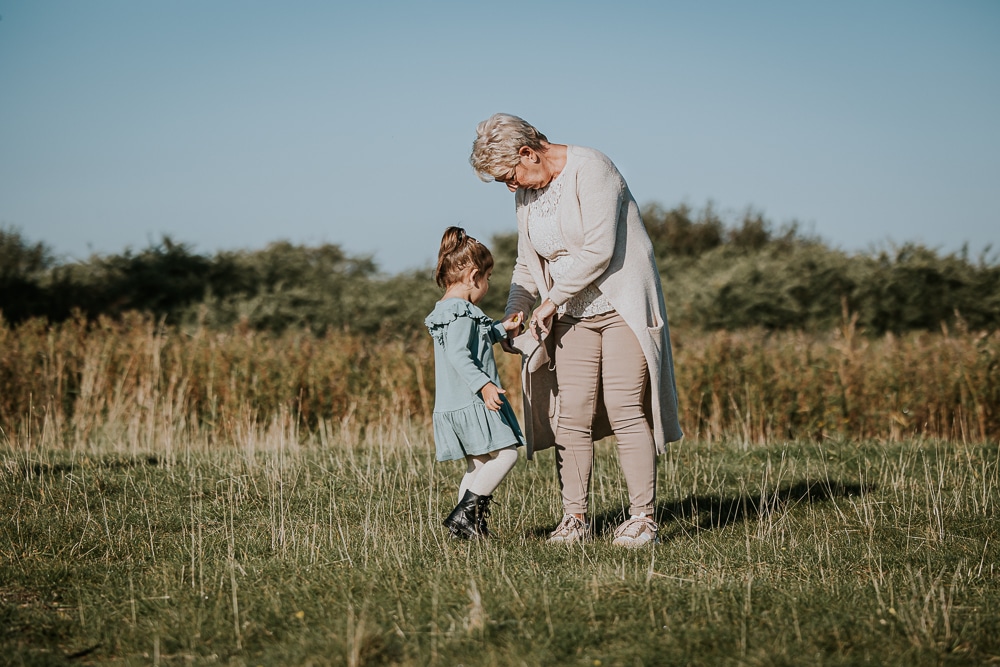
[435,226,494,289]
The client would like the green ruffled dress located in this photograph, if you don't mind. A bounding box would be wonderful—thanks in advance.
[424,298,524,462]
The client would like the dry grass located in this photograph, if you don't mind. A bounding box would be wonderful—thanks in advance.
[1,313,997,453]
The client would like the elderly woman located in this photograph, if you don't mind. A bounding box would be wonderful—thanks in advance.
[470,113,683,546]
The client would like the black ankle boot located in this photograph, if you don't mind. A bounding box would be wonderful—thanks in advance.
[476,495,493,537]
[443,490,486,539]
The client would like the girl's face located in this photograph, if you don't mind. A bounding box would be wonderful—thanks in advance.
[470,267,492,305]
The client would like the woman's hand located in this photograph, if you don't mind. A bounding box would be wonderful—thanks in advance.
[528,299,557,340]
[480,382,506,411]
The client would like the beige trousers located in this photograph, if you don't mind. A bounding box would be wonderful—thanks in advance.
[553,310,656,516]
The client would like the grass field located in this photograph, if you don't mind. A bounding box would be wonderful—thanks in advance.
[3,423,998,666]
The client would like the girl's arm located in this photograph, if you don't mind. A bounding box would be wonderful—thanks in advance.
[442,315,496,397]
[486,312,523,345]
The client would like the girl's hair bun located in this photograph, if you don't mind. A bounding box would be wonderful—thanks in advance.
[435,226,494,289]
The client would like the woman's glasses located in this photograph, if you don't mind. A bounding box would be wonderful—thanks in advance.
[496,162,521,188]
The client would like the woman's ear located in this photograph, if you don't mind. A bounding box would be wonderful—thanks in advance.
[519,145,539,164]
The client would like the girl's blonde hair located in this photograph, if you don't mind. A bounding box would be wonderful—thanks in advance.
[435,226,494,289]
[469,113,549,182]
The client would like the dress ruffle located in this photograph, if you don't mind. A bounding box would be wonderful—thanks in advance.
[432,399,524,461]
[424,298,495,346]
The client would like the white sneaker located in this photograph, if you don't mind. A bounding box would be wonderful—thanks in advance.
[612,513,658,547]
[547,514,590,544]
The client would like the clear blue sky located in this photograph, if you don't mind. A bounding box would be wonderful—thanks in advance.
[1,1,998,273]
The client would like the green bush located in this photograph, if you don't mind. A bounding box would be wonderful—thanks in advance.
[1,207,997,335]
[645,206,999,334]
[0,226,55,323]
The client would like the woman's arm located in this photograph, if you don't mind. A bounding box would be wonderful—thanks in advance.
[505,201,540,319]
[546,157,626,307]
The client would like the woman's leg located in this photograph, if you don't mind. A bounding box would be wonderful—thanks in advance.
[553,315,603,515]
[600,314,656,516]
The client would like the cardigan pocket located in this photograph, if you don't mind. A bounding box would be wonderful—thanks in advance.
[646,322,664,361]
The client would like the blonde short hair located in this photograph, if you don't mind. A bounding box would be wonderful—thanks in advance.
[469,113,549,182]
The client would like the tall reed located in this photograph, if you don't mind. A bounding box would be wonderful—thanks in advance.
[1,312,997,451]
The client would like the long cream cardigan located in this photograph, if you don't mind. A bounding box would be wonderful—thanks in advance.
[505,145,683,458]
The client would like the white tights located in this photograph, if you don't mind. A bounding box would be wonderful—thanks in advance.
[458,446,518,500]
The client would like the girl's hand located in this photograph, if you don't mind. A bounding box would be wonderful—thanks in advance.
[499,312,524,354]
[480,382,506,411]
[528,299,557,340]
[501,311,524,334]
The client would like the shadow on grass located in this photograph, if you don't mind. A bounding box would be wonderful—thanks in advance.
[17,454,160,476]
[653,478,871,536]
[526,478,872,540]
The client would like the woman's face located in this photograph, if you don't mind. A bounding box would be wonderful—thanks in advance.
[497,147,556,192]
[496,162,523,192]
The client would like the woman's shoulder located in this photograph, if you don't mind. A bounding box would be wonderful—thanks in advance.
[566,145,615,168]
[564,145,621,183]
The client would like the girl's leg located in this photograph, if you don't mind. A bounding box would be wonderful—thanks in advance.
[553,315,603,516]
[445,447,518,539]
[600,313,656,516]
[458,455,487,502]
[467,446,518,496]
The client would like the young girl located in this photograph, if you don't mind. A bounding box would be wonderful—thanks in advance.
[424,227,524,539]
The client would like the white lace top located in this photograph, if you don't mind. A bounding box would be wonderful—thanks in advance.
[525,171,615,318]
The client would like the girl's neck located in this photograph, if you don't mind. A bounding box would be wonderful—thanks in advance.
[442,285,474,303]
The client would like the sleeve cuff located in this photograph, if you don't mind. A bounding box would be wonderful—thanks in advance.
[547,288,569,307]
[490,321,507,343]
[470,375,492,395]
